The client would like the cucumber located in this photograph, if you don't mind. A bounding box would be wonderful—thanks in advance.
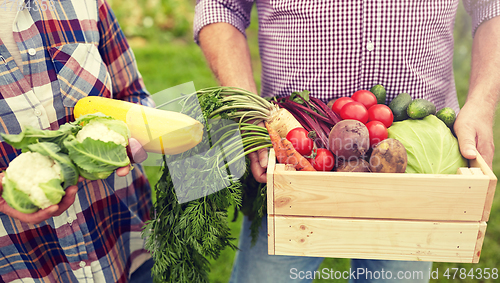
[370,84,387,104]
[407,99,436,119]
[388,93,412,121]
[436,107,456,128]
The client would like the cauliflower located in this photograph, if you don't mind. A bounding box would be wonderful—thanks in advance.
[76,119,128,146]
[1,148,75,214]
[0,113,128,214]
[64,114,131,180]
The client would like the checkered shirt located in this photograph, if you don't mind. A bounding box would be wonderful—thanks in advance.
[0,0,153,282]
[194,0,500,112]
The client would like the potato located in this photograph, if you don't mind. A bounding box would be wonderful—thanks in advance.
[369,138,407,173]
[326,98,337,110]
[336,159,370,172]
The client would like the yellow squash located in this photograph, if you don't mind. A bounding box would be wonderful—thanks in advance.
[74,96,203,155]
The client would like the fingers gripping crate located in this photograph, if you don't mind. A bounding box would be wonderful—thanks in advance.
[266,149,497,263]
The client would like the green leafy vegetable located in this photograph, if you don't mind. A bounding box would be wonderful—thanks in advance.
[64,135,129,179]
[387,115,467,174]
[1,124,77,151]
[290,90,310,104]
[2,177,38,214]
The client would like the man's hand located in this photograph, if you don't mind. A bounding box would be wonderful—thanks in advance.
[456,16,500,169]
[248,122,269,183]
[454,99,495,168]
[0,172,82,225]
[117,138,148,176]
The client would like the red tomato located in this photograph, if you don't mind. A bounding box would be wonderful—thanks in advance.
[366,121,388,147]
[368,104,394,128]
[331,97,355,116]
[352,90,378,110]
[286,128,314,156]
[340,102,369,124]
[309,148,335,171]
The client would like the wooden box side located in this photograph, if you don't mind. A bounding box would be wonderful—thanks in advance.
[468,151,497,222]
[273,216,484,263]
[267,150,276,255]
[267,149,276,216]
[272,167,490,221]
[473,222,487,263]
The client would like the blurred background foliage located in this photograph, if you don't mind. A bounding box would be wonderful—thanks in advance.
[108,0,195,42]
[107,1,500,282]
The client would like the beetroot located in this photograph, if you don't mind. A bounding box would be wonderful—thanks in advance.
[328,120,370,160]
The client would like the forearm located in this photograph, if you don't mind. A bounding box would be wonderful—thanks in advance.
[198,23,258,94]
[454,16,500,166]
[466,16,500,114]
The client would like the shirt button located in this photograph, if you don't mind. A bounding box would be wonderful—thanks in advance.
[67,217,73,224]
[28,48,36,56]
[367,41,375,52]
[79,261,86,268]
[34,109,42,116]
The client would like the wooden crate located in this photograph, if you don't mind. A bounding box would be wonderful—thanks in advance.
[267,149,497,263]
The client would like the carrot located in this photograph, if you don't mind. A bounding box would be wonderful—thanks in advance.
[265,122,289,163]
[280,139,316,171]
[265,122,316,171]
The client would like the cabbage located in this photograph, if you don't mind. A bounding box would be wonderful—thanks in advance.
[387,115,467,174]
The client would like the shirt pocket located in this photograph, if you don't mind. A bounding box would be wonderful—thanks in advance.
[49,43,112,108]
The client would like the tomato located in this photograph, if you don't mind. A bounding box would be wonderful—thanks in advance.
[331,97,355,116]
[340,102,369,124]
[286,128,314,156]
[365,121,388,147]
[352,90,378,110]
[368,104,394,128]
[309,148,335,171]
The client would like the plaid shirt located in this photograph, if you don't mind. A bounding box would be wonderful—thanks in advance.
[194,0,500,113]
[0,0,153,282]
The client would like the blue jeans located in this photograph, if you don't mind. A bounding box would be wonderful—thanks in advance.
[129,258,154,283]
[230,216,431,283]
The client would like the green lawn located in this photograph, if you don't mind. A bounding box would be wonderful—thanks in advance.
[131,4,500,283]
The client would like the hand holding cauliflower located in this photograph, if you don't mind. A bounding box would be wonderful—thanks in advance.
[0,113,135,215]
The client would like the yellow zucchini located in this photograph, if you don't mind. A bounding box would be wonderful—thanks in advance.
[74,96,203,155]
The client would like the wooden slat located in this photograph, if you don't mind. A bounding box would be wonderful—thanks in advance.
[268,215,275,255]
[273,170,490,221]
[457,167,473,175]
[472,222,487,263]
[273,216,483,263]
[470,168,484,175]
[469,151,497,222]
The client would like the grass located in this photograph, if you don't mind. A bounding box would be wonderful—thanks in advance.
[129,3,500,283]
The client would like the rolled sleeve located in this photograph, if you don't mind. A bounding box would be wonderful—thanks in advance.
[193,0,255,44]
[463,0,500,37]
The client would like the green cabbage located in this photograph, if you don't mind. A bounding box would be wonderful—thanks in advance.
[387,115,467,174]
